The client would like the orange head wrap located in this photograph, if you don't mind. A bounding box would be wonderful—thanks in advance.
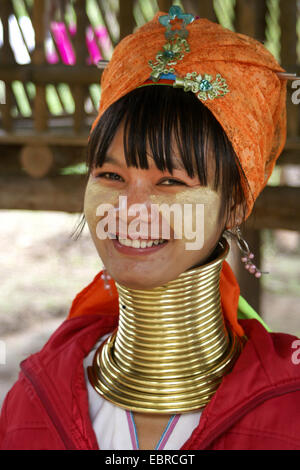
[90,8,287,221]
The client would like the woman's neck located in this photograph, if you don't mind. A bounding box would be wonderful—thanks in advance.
[88,238,244,414]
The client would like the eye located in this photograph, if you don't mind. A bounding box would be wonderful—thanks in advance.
[95,172,124,182]
[159,178,187,186]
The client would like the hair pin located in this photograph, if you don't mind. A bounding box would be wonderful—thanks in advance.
[96,60,109,69]
[174,72,229,100]
[276,72,300,80]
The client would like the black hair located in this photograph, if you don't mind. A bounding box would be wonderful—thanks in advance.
[73,86,249,239]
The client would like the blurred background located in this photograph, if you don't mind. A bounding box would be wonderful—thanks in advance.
[0,0,300,407]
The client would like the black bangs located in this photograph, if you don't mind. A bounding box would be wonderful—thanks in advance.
[87,86,249,226]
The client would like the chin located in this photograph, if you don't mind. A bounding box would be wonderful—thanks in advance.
[111,270,171,290]
[113,276,161,290]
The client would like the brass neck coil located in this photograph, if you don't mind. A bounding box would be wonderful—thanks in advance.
[88,238,244,414]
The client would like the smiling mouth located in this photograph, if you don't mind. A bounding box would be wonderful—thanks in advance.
[114,235,168,249]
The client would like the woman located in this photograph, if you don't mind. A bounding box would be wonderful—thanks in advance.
[1,7,300,450]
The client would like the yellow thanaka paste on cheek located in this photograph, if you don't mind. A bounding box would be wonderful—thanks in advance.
[150,187,221,249]
[84,176,121,236]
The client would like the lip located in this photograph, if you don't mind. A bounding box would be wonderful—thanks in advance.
[111,237,169,256]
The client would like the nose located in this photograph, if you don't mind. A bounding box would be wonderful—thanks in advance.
[114,180,161,239]
[112,178,151,214]
[126,178,153,207]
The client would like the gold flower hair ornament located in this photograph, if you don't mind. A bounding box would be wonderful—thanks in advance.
[148,37,190,81]
[174,71,229,100]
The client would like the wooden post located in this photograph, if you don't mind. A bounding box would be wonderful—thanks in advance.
[0,0,15,132]
[0,0,15,62]
[280,0,299,138]
[235,0,267,41]
[73,0,88,134]
[183,0,217,21]
[157,0,173,13]
[32,0,48,132]
[233,0,267,314]
[119,0,135,41]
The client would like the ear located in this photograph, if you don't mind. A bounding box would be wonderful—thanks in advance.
[224,201,244,231]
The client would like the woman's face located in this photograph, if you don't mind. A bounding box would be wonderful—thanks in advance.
[84,123,228,289]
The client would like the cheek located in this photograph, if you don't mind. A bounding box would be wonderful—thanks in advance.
[150,189,221,241]
[83,180,120,235]
[202,197,222,239]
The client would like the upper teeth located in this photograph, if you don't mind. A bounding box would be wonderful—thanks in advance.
[117,237,166,248]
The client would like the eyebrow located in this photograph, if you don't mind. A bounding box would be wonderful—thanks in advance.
[103,153,187,171]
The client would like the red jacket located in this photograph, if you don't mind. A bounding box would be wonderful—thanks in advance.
[1,314,300,450]
[1,265,300,450]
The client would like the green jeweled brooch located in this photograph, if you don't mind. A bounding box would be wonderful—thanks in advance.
[149,37,190,82]
[174,72,229,100]
[149,6,195,82]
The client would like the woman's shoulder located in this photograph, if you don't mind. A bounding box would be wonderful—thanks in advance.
[0,313,117,450]
[192,319,300,450]
[226,318,300,421]
[240,318,300,373]
[237,295,300,368]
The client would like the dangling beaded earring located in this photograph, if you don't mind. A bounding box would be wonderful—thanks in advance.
[225,226,268,278]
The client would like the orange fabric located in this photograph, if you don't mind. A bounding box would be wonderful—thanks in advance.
[220,261,244,337]
[67,272,119,320]
[91,12,287,221]
[67,260,244,337]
